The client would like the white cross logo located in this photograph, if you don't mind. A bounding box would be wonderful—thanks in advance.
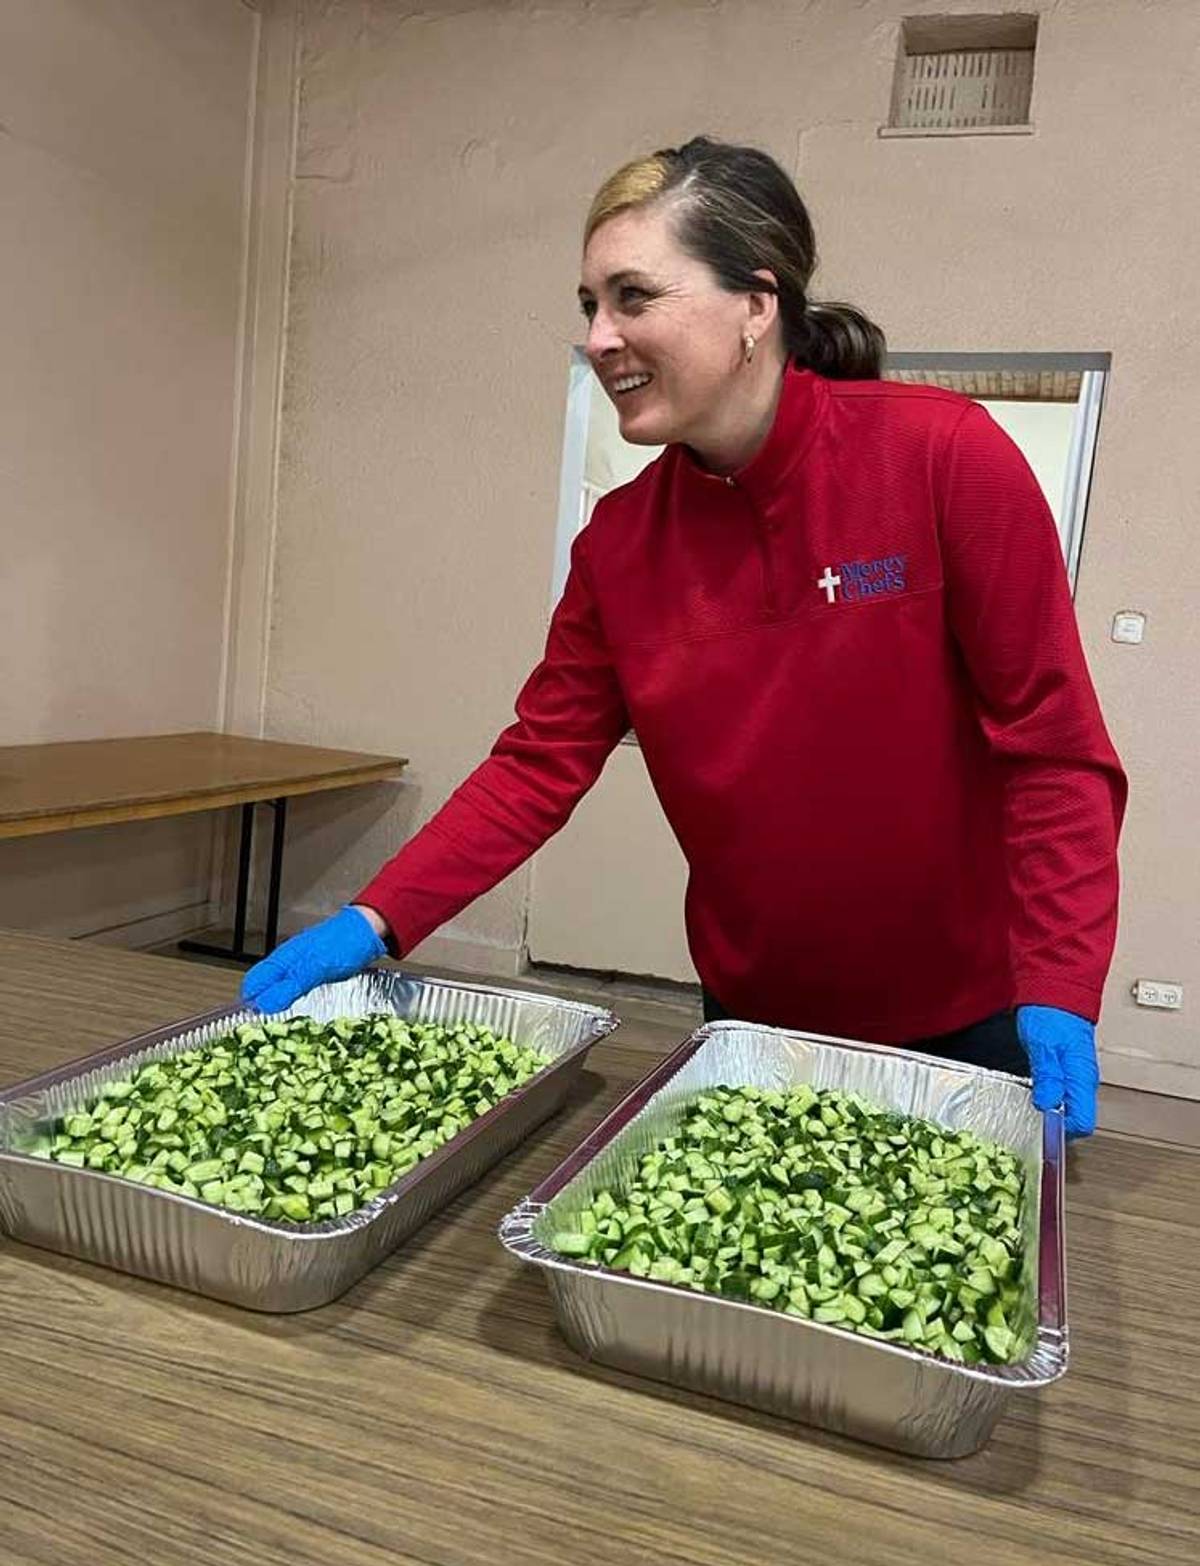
[817,566,841,604]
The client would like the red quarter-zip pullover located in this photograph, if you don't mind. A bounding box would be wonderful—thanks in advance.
[358,366,1126,1042]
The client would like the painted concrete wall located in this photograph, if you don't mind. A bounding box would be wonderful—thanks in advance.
[0,1,258,943]
[269,0,1199,1094]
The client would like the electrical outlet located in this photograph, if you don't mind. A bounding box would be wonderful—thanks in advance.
[1131,979,1183,1010]
[1111,611,1146,644]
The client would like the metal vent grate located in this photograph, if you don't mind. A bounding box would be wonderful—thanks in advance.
[885,367,1081,403]
[896,47,1034,129]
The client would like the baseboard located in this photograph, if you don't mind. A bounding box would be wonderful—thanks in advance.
[403,929,526,980]
[1100,1045,1199,1101]
[80,901,221,952]
[269,900,527,980]
[1097,1082,1200,1148]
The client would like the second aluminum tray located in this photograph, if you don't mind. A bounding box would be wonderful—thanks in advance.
[500,1020,1067,1458]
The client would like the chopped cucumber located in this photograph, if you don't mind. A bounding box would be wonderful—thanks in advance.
[548,1084,1030,1366]
[24,1013,547,1227]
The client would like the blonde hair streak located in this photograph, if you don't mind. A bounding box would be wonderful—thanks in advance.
[584,154,676,245]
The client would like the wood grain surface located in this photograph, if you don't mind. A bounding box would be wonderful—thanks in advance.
[0,932,1196,1566]
[0,733,406,839]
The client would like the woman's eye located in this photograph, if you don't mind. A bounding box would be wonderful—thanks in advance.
[579,299,597,322]
[620,286,648,306]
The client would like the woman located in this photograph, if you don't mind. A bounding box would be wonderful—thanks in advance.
[244,137,1125,1137]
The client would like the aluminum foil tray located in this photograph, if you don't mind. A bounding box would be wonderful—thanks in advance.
[0,968,617,1312]
[500,1020,1066,1459]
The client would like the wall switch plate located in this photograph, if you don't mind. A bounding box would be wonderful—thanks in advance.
[1111,611,1146,644]
[1131,979,1183,1010]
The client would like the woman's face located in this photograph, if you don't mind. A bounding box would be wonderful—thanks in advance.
[578,204,755,450]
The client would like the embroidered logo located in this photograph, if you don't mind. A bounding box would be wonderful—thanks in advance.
[817,554,908,605]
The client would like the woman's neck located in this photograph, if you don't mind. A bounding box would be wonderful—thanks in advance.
[687,358,788,476]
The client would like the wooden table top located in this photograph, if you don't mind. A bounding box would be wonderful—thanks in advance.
[0,732,407,839]
[0,931,1197,1566]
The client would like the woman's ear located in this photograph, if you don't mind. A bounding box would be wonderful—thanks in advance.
[746,268,781,338]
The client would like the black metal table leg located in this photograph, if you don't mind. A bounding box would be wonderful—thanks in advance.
[231,801,254,953]
[179,795,288,966]
[264,797,287,955]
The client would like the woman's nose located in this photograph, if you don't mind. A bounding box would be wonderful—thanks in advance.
[586,306,624,362]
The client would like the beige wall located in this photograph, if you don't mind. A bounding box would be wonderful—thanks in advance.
[0,1,258,943]
[267,0,1199,1093]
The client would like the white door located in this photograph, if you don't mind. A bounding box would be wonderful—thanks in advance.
[528,355,692,980]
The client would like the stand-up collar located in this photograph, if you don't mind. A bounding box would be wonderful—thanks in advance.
[675,362,829,507]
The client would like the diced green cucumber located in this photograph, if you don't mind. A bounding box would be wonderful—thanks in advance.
[544,1082,1029,1367]
[25,1013,548,1228]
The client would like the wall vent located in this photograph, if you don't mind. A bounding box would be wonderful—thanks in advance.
[890,14,1037,131]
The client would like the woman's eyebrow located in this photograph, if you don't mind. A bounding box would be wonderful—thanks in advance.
[577,269,651,300]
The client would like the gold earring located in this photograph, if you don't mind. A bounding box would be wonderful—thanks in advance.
[744,334,756,364]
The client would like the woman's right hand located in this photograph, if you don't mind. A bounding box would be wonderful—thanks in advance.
[241,905,388,1014]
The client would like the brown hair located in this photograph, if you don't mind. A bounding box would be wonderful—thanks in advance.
[586,136,885,380]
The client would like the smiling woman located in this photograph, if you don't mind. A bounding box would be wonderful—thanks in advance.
[575,138,884,472]
[244,136,1126,1142]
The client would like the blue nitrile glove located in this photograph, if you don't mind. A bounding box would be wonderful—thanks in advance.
[241,906,386,1014]
[1016,1005,1100,1139]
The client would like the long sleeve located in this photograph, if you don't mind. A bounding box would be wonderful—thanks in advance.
[938,403,1127,1020]
[355,533,630,955]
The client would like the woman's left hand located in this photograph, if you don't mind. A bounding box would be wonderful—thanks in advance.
[1017,1005,1100,1138]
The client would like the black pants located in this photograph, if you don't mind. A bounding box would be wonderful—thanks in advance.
[700,992,1028,1077]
